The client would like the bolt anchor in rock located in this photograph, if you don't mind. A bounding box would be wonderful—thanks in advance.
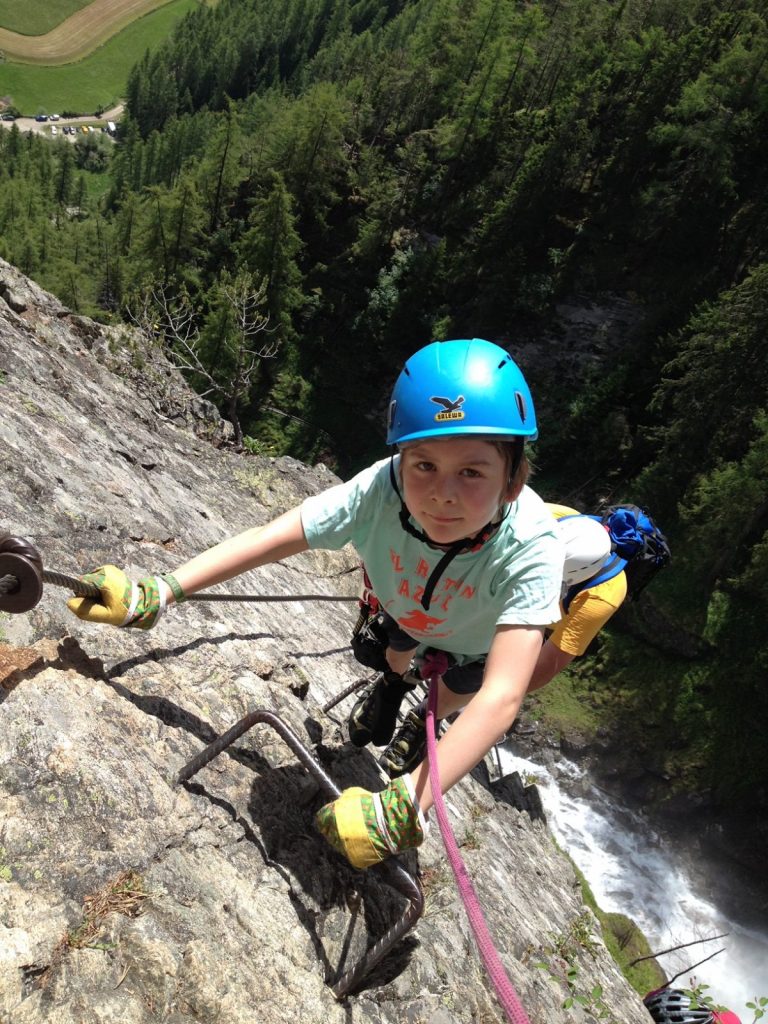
[0,532,100,614]
[0,533,45,613]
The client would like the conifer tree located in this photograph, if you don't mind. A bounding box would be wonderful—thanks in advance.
[197,100,243,234]
[237,170,304,344]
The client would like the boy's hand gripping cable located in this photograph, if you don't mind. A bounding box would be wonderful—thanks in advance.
[0,534,357,622]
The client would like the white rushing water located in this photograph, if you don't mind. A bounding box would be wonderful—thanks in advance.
[496,744,768,1021]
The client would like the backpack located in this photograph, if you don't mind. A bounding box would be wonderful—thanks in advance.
[562,504,671,612]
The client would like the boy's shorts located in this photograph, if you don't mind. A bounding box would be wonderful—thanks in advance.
[379,611,485,695]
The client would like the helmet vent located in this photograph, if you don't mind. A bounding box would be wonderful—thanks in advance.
[515,391,528,422]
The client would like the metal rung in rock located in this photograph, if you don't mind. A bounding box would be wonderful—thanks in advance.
[176,708,424,999]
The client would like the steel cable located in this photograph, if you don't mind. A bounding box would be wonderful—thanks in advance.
[1,568,357,604]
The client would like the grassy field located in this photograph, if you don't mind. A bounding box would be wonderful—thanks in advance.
[0,0,198,114]
[0,1,91,36]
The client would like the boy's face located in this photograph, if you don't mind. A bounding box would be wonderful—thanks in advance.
[400,437,515,546]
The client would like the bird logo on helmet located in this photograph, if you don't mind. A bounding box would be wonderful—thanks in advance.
[429,394,466,421]
[387,338,537,446]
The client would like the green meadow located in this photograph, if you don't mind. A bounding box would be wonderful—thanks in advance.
[0,0,198,114]
[0,1,91,37]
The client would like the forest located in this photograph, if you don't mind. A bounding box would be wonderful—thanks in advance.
[0,0,766,850]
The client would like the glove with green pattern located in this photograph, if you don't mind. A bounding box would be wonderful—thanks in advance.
[66,564,183,629]
[315,775,428,869]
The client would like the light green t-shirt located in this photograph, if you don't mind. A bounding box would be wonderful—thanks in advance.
[301,457,563,661]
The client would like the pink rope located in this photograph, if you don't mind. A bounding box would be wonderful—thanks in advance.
[424,672,532,1024]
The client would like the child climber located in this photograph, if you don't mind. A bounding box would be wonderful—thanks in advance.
[68,338,563,870]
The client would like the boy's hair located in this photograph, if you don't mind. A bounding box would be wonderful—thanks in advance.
[491,438,529,494]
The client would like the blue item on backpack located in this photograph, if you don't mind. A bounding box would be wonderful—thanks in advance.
[562,504,670,612]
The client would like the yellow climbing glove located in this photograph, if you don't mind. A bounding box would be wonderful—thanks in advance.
[66,565,182,629]
[315,775,428,869]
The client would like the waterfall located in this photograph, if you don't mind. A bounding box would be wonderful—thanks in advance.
[495,742,768,1021]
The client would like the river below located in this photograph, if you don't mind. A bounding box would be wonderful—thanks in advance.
[496,742,768,1021]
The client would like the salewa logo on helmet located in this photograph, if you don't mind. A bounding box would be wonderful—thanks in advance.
[430,394,465,422]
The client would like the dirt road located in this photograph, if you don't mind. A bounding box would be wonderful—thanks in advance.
[0,0,174,65]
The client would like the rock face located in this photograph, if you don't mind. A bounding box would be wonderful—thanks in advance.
[0,258,652,1024]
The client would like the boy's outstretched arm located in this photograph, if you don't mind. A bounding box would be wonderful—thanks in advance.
[68,507,309,627]
[409,624,543,815]
[170,507,309,598]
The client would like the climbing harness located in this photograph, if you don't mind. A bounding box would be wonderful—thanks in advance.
[349,565,389,672]
[176,709,424,998]
[0,533,358,615]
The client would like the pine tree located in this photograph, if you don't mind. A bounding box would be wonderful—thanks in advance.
[54,146,75,209]
[197,101,243,234]
[237,170,304,344]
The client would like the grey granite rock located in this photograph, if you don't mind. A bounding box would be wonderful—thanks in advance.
[0,258,651,1024]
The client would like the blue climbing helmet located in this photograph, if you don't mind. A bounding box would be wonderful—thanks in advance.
[386,338,537,445]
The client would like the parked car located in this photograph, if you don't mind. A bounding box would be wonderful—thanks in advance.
[50,114,60,121]
[1,113,16,122]
[81,125,89,134]
[35,114,48,122]
[50,125,57,136]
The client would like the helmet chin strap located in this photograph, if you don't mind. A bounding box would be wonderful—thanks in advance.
[388,454,510,611]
